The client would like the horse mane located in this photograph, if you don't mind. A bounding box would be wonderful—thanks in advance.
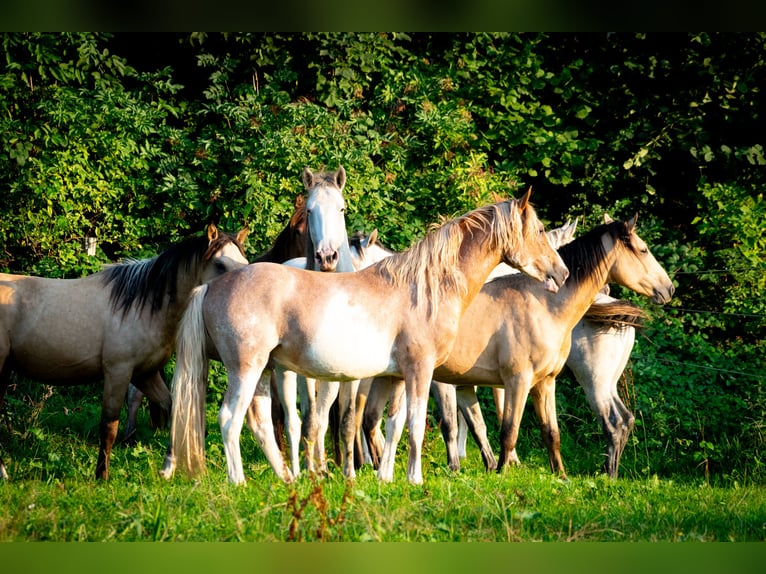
[583,299,647,329]
[103,232,244,317]
[253,195,307,263]
[376,200,527,319]
[556,220,639,288]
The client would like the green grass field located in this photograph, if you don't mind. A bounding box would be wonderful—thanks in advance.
[1,382,765,542]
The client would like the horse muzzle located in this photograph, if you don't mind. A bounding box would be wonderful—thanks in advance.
[652,283,675,304]
[315,249,340,272]
[543,266,569,293]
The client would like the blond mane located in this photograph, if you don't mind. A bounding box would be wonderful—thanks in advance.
[377,199,529,320]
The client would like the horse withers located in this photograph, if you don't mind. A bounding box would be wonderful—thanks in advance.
[0,224,248,480]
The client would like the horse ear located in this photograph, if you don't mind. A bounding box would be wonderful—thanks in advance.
[294,194,306,209]
[207,223,219,242]
[302,167,314,190]
[367,228,378,247]
[336,165,346,190]
[518,186,532,210]
[603,213,614,224]
[236,228,249,245]
[627,213,638,231]
[564,218,578,242]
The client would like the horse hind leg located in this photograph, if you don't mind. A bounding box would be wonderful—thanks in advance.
[271,366,301,477]
[602,397,635,478]
[429,381,461,472]
[240,369,293,484]
[530,375,566,479]
[455,385,497,471]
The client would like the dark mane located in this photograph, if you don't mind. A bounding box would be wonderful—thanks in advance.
[253,196,307,263]
[557,220,637,287]
[103,233,242,317]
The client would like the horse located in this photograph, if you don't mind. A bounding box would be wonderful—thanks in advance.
[165,190,569,485]
[0,224,248,480]
[363,214,673,480]
[565,290,646,477]
[124,194,308,445]
[442,289,646,478]
[262,166,357,478]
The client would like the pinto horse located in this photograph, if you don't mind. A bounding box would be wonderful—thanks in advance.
[0,224,248,480]
[166,191,569,485]
[124,194,309,445]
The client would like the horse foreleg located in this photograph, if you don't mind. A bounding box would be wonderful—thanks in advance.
[376,378,405,482]
[124,385,143,445]
[497,372,530,472]
[455,385,497,471]
[314,380,339,474]
[403,365,435,485]
[272,366,302,477]
[337,379,359,479]
[96,372,133,480]
[134,371,171,430]
[429,381,461,471]
[530,375,566,478]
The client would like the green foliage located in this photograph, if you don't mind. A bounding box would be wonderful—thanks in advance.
[0,32,764,485]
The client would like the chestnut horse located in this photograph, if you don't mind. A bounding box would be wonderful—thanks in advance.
[166,191,569,484]
[0,224,248,480]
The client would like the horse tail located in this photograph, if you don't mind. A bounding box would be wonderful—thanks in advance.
[170,283,211,477]
[584,300,647,329]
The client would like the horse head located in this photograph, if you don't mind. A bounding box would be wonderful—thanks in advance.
[603,213,675,304]
[303,165,354,273]
[200,223,249,284]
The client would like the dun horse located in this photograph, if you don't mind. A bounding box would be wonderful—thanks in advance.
[125,194,309,444]
[166,191,569,484]
[364,215,673,479]
[441,290,646,477]
[0,224,248,480]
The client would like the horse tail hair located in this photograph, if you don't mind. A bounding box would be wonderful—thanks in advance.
[170,283,211,477]
[584,299,647,329]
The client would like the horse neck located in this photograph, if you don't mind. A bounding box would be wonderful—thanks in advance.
[551,237,619,328]
[456,233,508,305]
[253,228,304,264]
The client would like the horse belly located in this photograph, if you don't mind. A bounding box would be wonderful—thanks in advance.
[277,296,397,380]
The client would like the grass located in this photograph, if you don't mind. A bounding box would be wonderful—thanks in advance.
[1,383,765,542]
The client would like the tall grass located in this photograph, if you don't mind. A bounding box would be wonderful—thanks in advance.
[1,380,765,542]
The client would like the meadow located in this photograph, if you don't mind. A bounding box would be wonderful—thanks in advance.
[1,380,764,543]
